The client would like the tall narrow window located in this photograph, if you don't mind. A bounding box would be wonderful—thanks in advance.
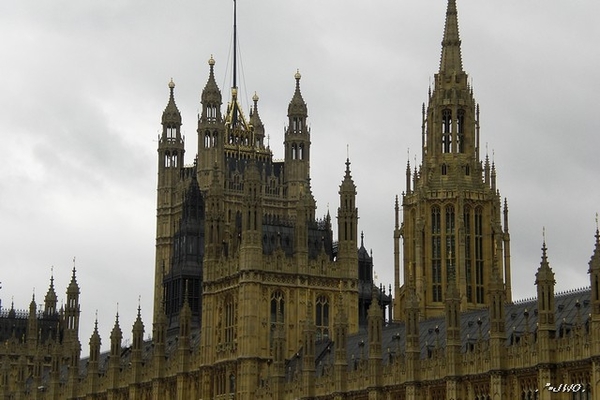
[445,205,455,280]
[167,126,176,139]
[224,296,235,344]
[457,109,465,153]
[442,109,452,153]
[475,207,485,304]
[464,206,473,302]
[270,290,285,346]
[315,295,329,341]
[431,206,442,302]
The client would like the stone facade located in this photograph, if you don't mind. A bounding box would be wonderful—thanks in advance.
[1,1,598,399]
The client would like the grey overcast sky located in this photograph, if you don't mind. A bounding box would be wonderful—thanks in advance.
[1,1,599,349]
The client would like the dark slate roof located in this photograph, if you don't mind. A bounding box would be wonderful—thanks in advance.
[71,287,591,386]
[349,287,592,365]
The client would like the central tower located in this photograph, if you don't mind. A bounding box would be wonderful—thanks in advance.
[394,0,512,320]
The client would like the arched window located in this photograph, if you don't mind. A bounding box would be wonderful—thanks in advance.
[441,164,448,175]
[167,126,176,139]
[229,374,236,394]
[464,206,473,302]
[315,295,329,341]
[299,143,304,160]
[457,109,465,153]
[445,205,455,279]
[442,109,452,153]
[224,296,235,344]
[474,207,484,304]
[270,290,285,344]
[291,144,297,160]
[431,206,442,302]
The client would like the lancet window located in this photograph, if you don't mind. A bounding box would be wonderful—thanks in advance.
[431,206,442,302]
[475,207,485,304]
[442,109,452,153]
[316,295,330,341]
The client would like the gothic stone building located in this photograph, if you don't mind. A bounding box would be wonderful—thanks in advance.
[1,1,599,399]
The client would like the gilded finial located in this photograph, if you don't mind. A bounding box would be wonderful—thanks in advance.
[208,55,215,66]
[294,69,301,81]
[168,78,175,89]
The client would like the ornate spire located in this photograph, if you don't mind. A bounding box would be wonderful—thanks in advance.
[89,313,101,356]
[439,0,463,74]
[340,157,355,190]
[162,78,182,126]
[201,56,222,108]
[288,70,308,117]
[44,268,58,315]
[110,311,122,356]
[590,213,600,268]
[67,262,79,296]
[249,91,265,139]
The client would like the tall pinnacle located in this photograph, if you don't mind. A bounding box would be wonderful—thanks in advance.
[439,0,463,74]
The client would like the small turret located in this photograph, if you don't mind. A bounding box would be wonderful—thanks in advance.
[588,218,600,315]
[249,92,265,147]
[108,312,122,387]
[44,269,58,316]
[337,158,358,264]
[535,236,556,330]
[284,70,311,200]
[64,265,80,343]
[27,292,38,350]
[87,315,101,393]
[200,56,223,124]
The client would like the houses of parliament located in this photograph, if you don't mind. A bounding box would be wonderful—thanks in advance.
[1,1,599,398]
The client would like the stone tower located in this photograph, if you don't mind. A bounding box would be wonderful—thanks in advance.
[192,61,359,398]
[151,7,361,394]
[154,79,186,322]
[394,0,512,320]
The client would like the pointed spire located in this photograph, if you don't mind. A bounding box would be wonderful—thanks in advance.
[249,91,265,137]
[89,312,101,356]
[288,69,308,117]
[340,157,355,190]
[110,311,122,355]
[67,263,79,295]
[590,213,600,266]
[439,0,463,74]
[133,300,144,334]
[162,78,182,125]
[535,229,555,291]
[201,55,222,105]
[29,290,36,312]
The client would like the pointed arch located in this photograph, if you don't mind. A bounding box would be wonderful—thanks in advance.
[315,295,330,341]
[442,109,452,153]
